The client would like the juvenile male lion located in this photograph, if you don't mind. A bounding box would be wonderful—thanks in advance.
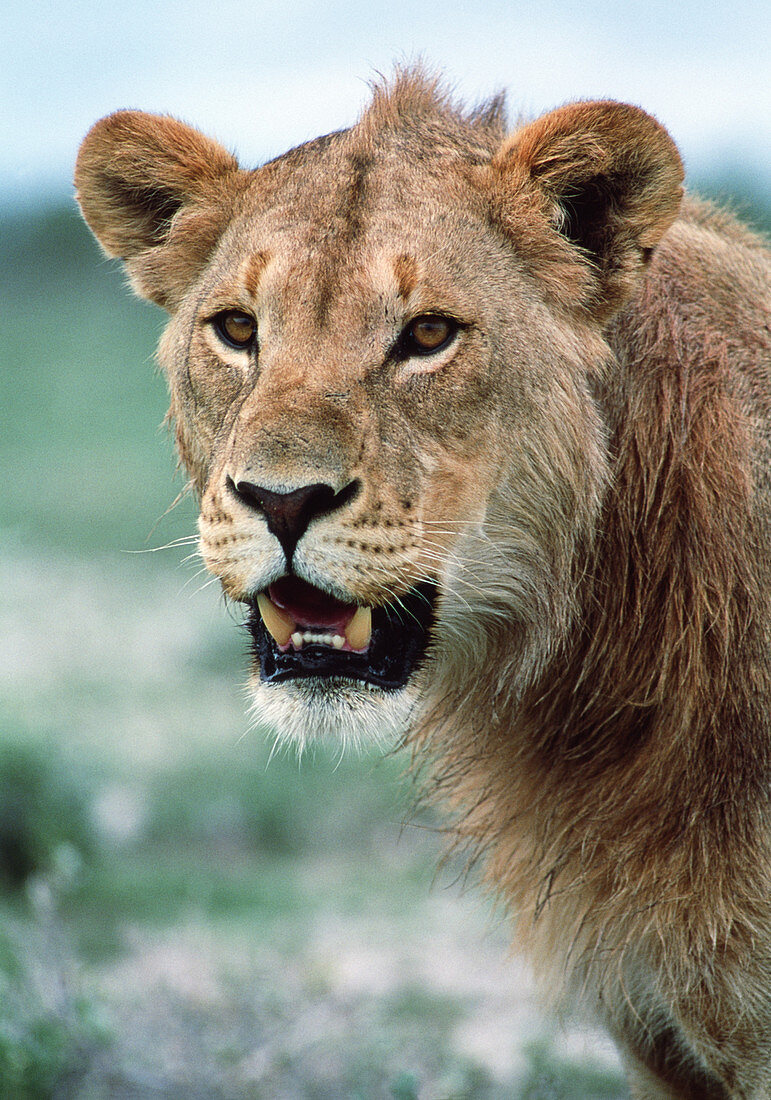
[76,70,771,1097]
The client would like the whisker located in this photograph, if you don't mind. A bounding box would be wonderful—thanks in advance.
[418,539,501,574]
[180,550,204,568]
[145,483,196,543]
[178,564,211,589]
[190,575,220,598]
[122,535,199,554]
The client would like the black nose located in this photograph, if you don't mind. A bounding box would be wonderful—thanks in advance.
[229,477,359,562]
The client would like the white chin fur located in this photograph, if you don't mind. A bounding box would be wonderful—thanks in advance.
[248,675,421,754]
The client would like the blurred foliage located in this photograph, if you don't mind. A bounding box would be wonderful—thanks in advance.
[142,744,415,855]
[0,730,96,891]
[519,1039,625,1099]
[0,921,110,1099]
[0,732,104,1094]
[0,202,194,553]
[63,744,426,962]
[692,168,771,238]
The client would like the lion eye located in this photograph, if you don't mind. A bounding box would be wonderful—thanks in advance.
[403,314,456,356]
[213,310,257,350]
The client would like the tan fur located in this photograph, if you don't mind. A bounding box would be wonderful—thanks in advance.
[76,69,771,1097]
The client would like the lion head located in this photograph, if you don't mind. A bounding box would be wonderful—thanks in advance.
[75,71,682,752]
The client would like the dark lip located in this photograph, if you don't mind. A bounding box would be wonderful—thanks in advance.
[246,581,438,691]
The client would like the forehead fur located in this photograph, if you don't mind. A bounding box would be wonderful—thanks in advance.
[264,66,508,177]
[226,67,510,326]
[355,65,508,156]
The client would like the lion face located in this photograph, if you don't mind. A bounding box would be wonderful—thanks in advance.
[75,73,682,749]
[156,150,611,750]
[166,169,563,746]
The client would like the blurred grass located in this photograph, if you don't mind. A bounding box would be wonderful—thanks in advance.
[519,1040,625,1099]
[0,179,767,1095]
[0,730,96,889]
[693,168,771,239]
[0,203,195,553]
[62,743,427,962]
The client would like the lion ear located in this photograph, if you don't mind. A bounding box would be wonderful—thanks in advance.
[490,101,684,320]
[75,111,247,309]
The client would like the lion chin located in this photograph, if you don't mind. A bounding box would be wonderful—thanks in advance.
[244,575,435,752]
[248,675,423,755]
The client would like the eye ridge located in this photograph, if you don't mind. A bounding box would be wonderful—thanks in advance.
[401,314,459,358]
[212,309,258,351]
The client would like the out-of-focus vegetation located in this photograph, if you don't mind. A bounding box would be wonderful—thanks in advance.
[1,202,190,552]
[1,177,767,1096]
[0,731,95,890]
[693,169,771,239]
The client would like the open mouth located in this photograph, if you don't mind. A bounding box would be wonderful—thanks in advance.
[246,576,437,691]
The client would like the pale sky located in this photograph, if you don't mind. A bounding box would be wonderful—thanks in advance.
[1,0,769,206]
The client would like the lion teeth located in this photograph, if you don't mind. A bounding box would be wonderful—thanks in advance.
[257,591,371,653]
[256,592,295,647]
[290,631,347,650]
[345,606,372,651]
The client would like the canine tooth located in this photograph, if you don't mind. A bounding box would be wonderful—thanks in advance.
[345,606,372,651]
[256,592,295,647]
[332,635,345,649]
[291,632,304,649]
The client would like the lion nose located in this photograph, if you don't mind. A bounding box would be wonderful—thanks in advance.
[228,477,360,562]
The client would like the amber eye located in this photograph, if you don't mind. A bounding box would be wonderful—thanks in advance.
[403,314,457,356]
[213,310,257,350]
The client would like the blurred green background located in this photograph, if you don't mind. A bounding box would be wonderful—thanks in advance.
[1,179,768,1096]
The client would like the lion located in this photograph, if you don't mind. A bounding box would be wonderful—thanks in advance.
[75,69,771,1097]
